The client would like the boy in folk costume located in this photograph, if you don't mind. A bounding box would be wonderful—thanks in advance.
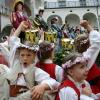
[74,20,100,94]
[56,53,100,100]
[36,41,63,82]
[6,21,60,100]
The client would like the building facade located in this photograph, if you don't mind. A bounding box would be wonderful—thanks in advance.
[44,0,100,30]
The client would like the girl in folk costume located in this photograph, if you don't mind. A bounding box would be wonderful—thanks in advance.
[6,21,60,100]
[56,53,100,100]
[74,20,100,94]
[10,0,30,43]
[36,41,63,82]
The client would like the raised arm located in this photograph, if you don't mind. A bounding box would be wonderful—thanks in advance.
[80,20,100,69]
[9,21,29,67]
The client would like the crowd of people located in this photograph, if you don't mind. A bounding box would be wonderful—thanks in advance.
[0,0,100,100]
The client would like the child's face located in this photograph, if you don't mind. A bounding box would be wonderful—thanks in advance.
[69,63,89,82]
[19,49,35,67]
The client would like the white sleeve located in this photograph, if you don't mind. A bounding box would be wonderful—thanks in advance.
[59,87,78,100]
[55,65,63,82]
[9,36,21,67]
[0,64,10,85]
[35,68,60,90]
[9,36,20,49]
[80,95,94,100]
[83,30,100,69]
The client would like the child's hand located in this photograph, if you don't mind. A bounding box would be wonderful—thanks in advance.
[80,20,89,29]
[80,20,93,32]
[31,84,49,100]
[20,21,30,31]
[82,87,92,96]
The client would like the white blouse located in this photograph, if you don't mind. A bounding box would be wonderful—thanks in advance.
[83,30,100,69]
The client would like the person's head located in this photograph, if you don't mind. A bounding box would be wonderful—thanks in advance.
[14,1,24,12]
[74,34,90,53]
[38,7,44,17]
[37,41,55,62]
[62,52,89,82]
[17,41,39,67]
[51,17,58,24]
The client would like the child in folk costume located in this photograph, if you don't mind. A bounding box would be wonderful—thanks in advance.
[56,53,100,100]
[36,41,63,82]
[6,21,60,100]
[74,20,100,94]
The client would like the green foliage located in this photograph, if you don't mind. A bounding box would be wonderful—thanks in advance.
[53,48,72,66]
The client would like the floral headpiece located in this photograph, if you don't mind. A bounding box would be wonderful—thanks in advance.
[37,43,55,60]
[79,38,89,46]
[18,43,39,52]
[62,56,88,69]
[45,43,55,51]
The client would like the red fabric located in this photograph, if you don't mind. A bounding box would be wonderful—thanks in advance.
[86,64,100,94]
[87,64,100,81]
[36,62,56,79]
[91,85,100,94]
[12,11,27,29]
[56,79,80,100]
[0,55,9,66]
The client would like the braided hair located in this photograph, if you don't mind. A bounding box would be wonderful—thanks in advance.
[74,34,90,53]
[37,41,54,62]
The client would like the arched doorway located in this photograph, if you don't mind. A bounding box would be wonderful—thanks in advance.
[65,14,80,27]
[83,13,98,29]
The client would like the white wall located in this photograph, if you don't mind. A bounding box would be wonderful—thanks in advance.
[31,0,45,17]
[1,15,11,31]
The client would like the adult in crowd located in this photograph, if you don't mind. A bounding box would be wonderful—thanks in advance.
[10,0,30,43]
